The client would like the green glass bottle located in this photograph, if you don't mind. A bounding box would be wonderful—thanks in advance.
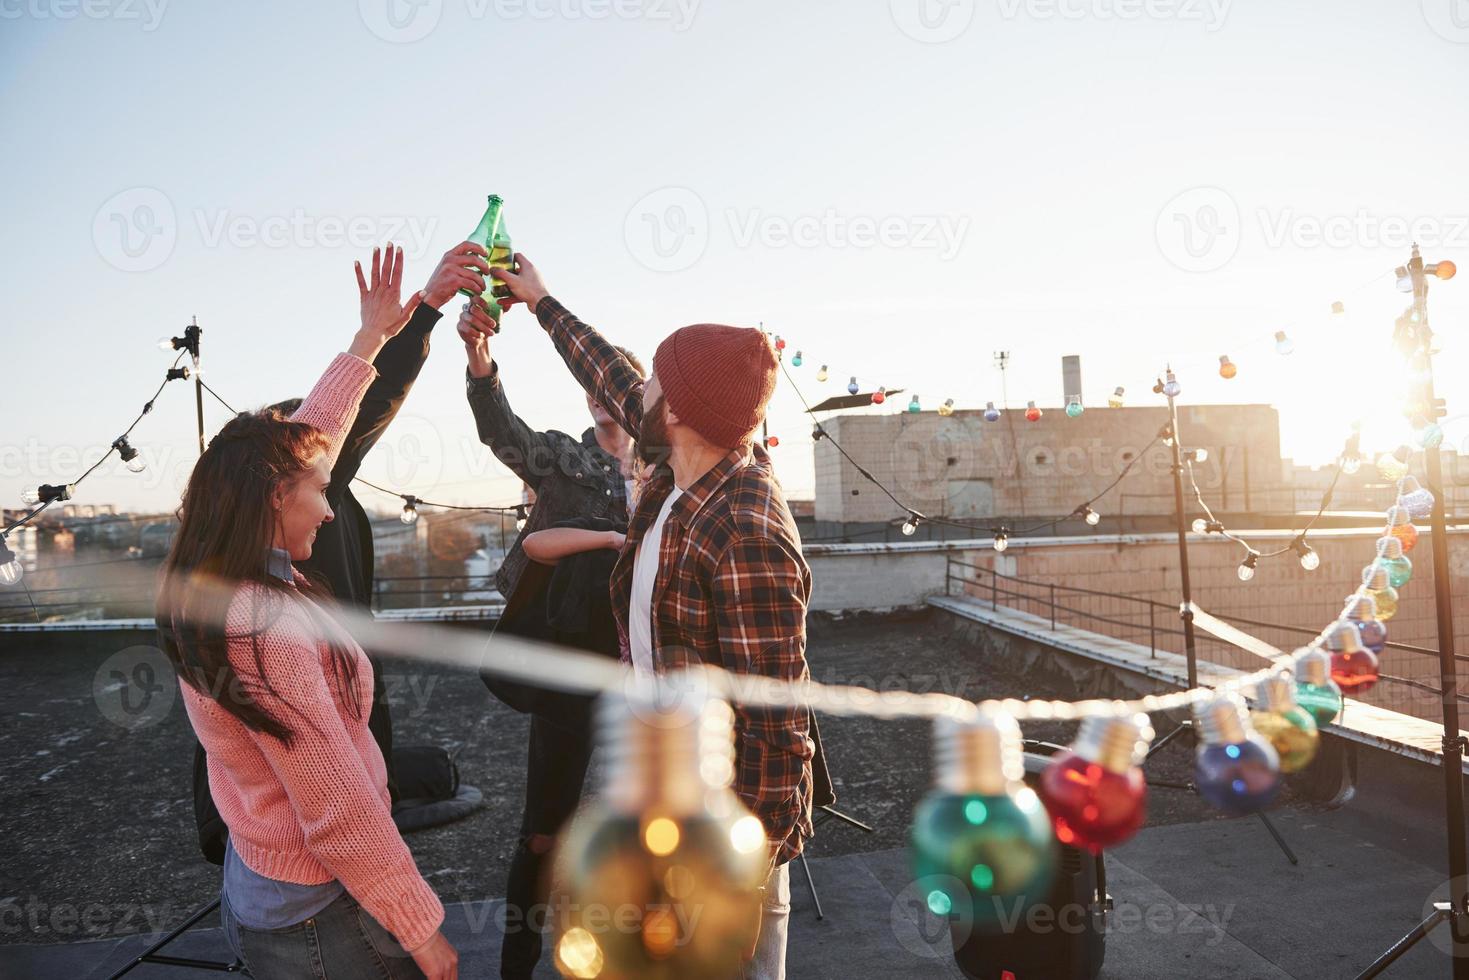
[461,194,514,327]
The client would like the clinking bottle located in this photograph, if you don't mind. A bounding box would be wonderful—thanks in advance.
[461,194,515,328]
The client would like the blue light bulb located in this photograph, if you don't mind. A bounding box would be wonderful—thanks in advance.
[847,377,859,395]
[1396,476,1434,520]
[1193,693,1280,816]
[983,402,1001,423]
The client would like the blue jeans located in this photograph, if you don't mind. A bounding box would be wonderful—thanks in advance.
[221,889,426,979]
[742,863,791,980]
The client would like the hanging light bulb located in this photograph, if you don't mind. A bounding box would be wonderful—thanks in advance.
[0,537,22,587]
[1292,538,1320,572]
[1075,505,1101,527]
[911,711,1057,926]
[1372,535,1413,588]
[1361,565,1399,621]
[399,497,420,525]
[1375,451,1410,482]
[1218,355,1237,380]
[1342,594,1387,654]
[847,376,859,395]
[766,435,780,448]
[551,684,769,979]
[1250,672,1320,774]
[1065,395,1084,418]
[1431,259,1458,280]
[1108,386,1125,409]
[1024,401,1042,422]
[908,395,921,414]
[1340,453,1362,475]
[1191,518,1209,535]
[1386,505,1419,553]
[20,483,73,507]
[984,402,1001,423]
[1324,620,1380,695]
[1331,300,1346,315]
[816,365,829,382]
[1274,331,1294,355]
[773,335,785,352]
[1293,649,1343,727]
[937,398,955,418]
[1395,475,1435,520]
[113,435,146,474]
[1038,711,1152,853]
[901,513,920,536]
[992,529,1009,553]
[515,504,529,532]
[790,350,802,367]
[1237,552,1259,582]
[872,387,887,405]
[1193,692,1281,816]
[1162,370,1181,398]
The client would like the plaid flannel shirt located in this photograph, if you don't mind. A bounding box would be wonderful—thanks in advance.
[536,296,815,865]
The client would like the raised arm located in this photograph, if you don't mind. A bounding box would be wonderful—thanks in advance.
[488,254,645,440]
[325,242,491,503]
[458,300,560,490]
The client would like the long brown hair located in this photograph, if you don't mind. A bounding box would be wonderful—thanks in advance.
[156,407,361,745]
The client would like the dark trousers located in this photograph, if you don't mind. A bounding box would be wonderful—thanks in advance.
[501,712,593,980]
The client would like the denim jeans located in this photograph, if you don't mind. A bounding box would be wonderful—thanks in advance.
[742,863,792,980]
[221,889,426,979]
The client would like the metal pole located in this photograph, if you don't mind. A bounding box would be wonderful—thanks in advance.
[1167,389,1200,688]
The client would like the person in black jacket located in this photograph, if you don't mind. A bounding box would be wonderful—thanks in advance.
[190,241,494,864]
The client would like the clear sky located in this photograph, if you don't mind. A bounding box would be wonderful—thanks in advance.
[3,0,1467,515]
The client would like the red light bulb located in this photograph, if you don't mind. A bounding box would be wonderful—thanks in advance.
[773,336,786,351]
[1324,621,1379,695]
[1038,713,1152,853]
[766,435,779,448]
[871,387,886,405]
[1024,401,1042,422]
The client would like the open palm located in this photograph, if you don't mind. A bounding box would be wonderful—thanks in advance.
[355,245,423,341]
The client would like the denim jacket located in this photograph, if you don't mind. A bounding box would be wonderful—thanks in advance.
[465,363,630,599]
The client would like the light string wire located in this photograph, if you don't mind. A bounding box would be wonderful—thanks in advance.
[1185,454,1345,562]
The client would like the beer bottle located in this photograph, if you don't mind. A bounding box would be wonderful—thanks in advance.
[461,194,514,327]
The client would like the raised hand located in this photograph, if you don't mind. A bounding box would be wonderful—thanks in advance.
[423,241,492,309]
[352,245,424,359]
[458,299,497,378]
[487,252,549,315]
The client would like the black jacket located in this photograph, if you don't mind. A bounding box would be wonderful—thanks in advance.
[465,362,630,599]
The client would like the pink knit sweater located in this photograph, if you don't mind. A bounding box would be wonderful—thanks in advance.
[179,352,444,952]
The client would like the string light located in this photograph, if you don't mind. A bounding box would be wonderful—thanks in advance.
[1342,594,1387,654]
[937,398,955,417]
[0,536,22,587]
[766,435,780,448]
[1395,475,1434,519]
[1386,505,1418,553]
[1323,620,1380,694]
[1161,370,1181,398]
[908,395,921,414]
[1024,401,1042,422]
[901,513,920,536]
[984,402,1001,423]
[1074,505,1101,527]
[773,335,785,352]
[1193,692,1280,816]
[911,712,1056,924]
[1292,538,1320,572]
[816,365,828,382]
[811,424,826,442]
[791,350,802,367]
[1108,386,1125,409]
[1065,395,1084,418]
[1293,649,1342,727]
[1274,331,1294,355]
[1376,448,1410,482]
[1038,712,1152,853]
[1249,672,1319,774]
[1237,552,1259,582]
[20,483,73,507]
[1361,565,1399,621]
[872,387,887,405]
[847,376,858,395]
[515,504,529,532]
[1372,536,1412,588]
[399,496,420,525]
[1218,355,1237,379]
[113,436,146,474]
[992,528,1009,553]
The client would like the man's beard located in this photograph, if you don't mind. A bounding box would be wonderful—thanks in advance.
[637,397,672,467]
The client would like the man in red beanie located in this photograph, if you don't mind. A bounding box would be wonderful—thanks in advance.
[490,253,813,979]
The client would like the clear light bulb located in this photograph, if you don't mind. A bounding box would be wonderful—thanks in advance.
[1065,394,1084,418]
[1191,448,1209,464]
[901,516,918,536]
[1274,331,1294,356]
[1293,539,1319,571]
[816,365,829,382]
[515,507,529,532]
[1376,452,1409,482]
[984,402,1001,423]
[993,530,1009,553]
[912,712,1056,927]
[1325,619,1379,694]
[551,685,768,979]
[1373,535,1413,588]
[1218,355,1237,379]
[908,395,921,414]
[1396,475,1434,520]
[1162,370,1181,398]
[1250,673,1319,774]
[1084,507,1101,527]
[1340,453,1362,475]
[847,376,859,395]
[1039,712,1152,853]
[0,538,21,587]
[157,336,177,351]
[1024,401,1042,422]
[1293,648,1343,726]
[399,502,419,525]
[1108,386,1124,409]
[791,350,802,367]
[938,398,956,417]
[1237,553,1258,582]
[20,488,41,506]
[1194,692,1280,815]
[126,455,147,474]
[1192,518,1209,535]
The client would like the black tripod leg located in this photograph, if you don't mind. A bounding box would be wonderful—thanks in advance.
[1146,723,1191,760]
[796,853,824,921]
[1254,811,1299,866]
[105,898,240,979]
[1352,903,1454,980]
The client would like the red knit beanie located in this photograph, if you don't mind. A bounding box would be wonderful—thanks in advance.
[652,324,777,449]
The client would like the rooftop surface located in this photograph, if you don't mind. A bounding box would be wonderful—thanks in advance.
[0,610,1458,978]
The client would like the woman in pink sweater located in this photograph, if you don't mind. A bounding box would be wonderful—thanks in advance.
[157,246,458,980]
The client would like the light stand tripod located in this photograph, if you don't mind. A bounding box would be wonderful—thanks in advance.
[1140,370,1297,865]
[1353,245,1468,980]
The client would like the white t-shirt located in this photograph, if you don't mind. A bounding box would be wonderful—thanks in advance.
[629,486,683,677]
